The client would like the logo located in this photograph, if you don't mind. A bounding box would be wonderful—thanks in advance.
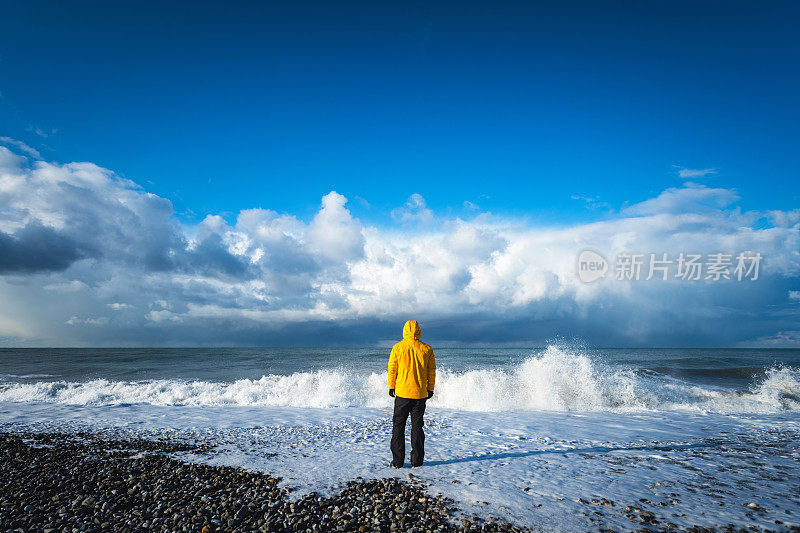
[577,249,608,283]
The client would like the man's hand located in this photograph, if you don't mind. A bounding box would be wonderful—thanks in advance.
[389,389,395,397]
[427,390,434,399]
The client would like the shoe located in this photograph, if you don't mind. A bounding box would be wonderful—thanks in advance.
[389,462,402,469]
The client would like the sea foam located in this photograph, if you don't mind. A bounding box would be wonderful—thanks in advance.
[0,345,797,413]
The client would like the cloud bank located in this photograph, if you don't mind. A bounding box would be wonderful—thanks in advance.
[0,143,799,347]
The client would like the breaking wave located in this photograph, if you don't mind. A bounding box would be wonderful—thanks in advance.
[0,345,797,413]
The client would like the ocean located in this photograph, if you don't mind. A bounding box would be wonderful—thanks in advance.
[1,346,798,411]
[1,345,799,530]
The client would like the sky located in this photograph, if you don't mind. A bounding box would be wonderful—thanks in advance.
[0,1,799,347]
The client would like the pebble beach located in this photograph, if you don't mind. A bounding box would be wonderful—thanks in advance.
[0,432,527,533]
[3,429,800,533]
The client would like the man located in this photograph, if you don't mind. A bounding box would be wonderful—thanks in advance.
[388,320,436,468]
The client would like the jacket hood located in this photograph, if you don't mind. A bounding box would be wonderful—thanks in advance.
[403,320,421,340]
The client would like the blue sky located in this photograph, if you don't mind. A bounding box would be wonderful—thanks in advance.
[2,1,799,224]
[1,2,799,346]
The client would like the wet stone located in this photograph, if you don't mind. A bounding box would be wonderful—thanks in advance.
[0,431,528,532]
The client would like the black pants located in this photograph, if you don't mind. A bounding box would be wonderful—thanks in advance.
[391,396,426,467]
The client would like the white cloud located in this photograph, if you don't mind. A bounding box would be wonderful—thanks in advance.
[391,193,434,224]
[0,146,28,174]
[767,209,800,228]
[65,316,109,326]
[571,195,611,210]
[307,191,364,263]
[26,125,56,139]
[0,137,41,160]
[677,167,717,179]
[44,280,87,293]
[0,141,799,346]
[622,183,739,216]
[145,310,182,323]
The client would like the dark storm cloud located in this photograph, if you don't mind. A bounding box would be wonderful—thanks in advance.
[0,223,90,273]
[185,233,253,279]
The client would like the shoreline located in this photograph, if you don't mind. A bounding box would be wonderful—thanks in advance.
[0,431,526,532]
[0,429,798,532]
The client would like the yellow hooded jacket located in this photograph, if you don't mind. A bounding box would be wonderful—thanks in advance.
[388,320,436,399]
